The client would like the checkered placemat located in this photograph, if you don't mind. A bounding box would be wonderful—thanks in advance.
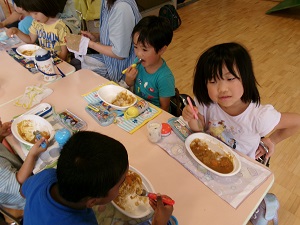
[6,48,62,74]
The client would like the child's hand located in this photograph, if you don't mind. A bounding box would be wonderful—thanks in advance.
[255,138,275,160]
[124,66,138,87]
[0,120,12,141]
[182,105,199,122]
[5,27,19,38]
[28,137,48,158]
[125,66,138,80]
[150,194,173,225]
[0,22,4,28]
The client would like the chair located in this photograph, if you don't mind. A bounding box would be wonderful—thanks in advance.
[76,10,87,31]
[170,88,193,117]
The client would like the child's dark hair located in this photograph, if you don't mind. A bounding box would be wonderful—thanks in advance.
[56,131,128,202]
[13,0,21,7]
[193,42,260,105]
[132,15,173,53]
[20,0,60,18]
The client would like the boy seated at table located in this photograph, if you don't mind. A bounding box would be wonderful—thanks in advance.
[0,0,33,35]
[122,16,175,112]
[20,131,174,225]
[0,118,47,223]
[5,0,70,61]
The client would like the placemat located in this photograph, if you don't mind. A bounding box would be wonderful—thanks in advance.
[6,48,62,74]
[93,203,153,225]
[82,82,162,134]
[157,131,272,208]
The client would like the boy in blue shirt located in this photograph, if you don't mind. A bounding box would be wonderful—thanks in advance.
[123,16,175,112]
[21,131,173,225]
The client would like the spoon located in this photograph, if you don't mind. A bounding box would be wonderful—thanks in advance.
[137,189,175,205]
[122,58,142,74]
[35,106,51,116]
[33,130,47,148]
[182,96,202,131]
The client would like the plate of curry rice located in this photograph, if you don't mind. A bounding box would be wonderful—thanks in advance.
[185,133,241,177]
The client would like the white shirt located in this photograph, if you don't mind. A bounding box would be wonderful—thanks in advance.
[196,101,281,159]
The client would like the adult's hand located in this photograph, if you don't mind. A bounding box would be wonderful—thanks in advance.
[80,30,99,42]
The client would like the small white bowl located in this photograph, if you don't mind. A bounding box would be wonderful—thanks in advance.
[11,114,55,147]
[16,44,41,60]
[97,85,137,111]
[185,133,241,177]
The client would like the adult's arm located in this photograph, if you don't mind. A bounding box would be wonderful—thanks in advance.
[0,11,20,27]
[87,2,136,59]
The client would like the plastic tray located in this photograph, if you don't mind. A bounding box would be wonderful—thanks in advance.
[54,109,87,132]
[85,103,115,126]
[167,117,193,142]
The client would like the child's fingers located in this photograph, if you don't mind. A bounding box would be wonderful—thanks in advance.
[33,137,48,149]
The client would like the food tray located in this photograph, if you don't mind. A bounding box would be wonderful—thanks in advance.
[167,117,193,141]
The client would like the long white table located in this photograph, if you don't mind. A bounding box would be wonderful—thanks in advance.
[0,50,75,107]
[1,69,274,225]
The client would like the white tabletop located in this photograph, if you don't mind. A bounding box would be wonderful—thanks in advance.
[1,69,274,225]
[0,50,75,107]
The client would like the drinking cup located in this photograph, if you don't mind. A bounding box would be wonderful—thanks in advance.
[147,121,162,143]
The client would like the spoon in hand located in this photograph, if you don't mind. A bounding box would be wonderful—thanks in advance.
[122,58,142,74]
[137,189,175,205]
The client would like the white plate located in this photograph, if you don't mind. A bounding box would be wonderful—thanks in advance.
[185,133,241,177]
[112,165,154,218]
[16,44,41,60]
[97,85,137,111]
[11,114,55,147]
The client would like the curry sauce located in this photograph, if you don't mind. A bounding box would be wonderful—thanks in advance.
[190,138,234,174]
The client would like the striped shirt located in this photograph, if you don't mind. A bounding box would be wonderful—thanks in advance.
[86,0,142,82]
[0,145,25,209]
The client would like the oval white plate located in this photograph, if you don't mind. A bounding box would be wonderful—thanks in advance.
[11,114,55,147]
[185,133,241,177]
[112,165,154,218]
[97,84,137,111]
[16,44,41,60]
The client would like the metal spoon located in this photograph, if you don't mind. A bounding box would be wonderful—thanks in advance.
[137,189,175,205]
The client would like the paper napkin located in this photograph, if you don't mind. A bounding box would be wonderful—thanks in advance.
[15,85,53,109]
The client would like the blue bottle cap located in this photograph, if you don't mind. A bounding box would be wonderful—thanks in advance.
[35,48,51,61]
[55,128,72,147]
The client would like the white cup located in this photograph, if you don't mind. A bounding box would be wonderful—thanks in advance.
[147,121,162,143]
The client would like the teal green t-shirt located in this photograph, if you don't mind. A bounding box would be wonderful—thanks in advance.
[133,59,175,108]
